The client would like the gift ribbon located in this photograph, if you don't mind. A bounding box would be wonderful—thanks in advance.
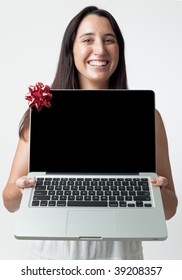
[25,82,52,111]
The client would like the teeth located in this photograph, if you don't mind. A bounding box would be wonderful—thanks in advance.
[89,61,107,66]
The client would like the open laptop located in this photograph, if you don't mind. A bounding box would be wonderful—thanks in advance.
[14,89,167,241]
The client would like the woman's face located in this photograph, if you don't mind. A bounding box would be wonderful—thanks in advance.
[73,15,119,89]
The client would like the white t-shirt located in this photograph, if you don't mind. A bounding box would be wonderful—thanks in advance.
[23,240,143,260]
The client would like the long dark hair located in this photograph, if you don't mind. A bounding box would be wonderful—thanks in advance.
[19,6,128,139]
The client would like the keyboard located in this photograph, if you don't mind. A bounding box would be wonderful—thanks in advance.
[30,177,153,208]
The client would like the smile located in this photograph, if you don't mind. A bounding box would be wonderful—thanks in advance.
[88,60,109,66]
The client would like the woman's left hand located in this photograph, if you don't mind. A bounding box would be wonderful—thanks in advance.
[150,176,168,189]
[151,176,178,220]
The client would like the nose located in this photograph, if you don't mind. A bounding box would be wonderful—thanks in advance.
[93,39,106,55]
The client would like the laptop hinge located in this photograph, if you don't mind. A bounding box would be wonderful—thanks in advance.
[46,172,140,176]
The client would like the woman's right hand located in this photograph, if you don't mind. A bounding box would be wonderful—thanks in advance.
[3,176,36,212]
[16,176,36,194]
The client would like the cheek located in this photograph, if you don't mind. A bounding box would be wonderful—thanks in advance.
[73,50,86,72]
[79,47,91,63]
[111,47,119,65]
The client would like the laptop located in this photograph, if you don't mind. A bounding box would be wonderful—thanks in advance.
[14,89,167,241]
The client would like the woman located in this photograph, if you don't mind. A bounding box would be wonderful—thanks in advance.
[3,6,177,259]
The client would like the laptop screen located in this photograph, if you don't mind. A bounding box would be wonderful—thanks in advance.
[29,89,156,174]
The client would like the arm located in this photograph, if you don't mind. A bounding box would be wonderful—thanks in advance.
[2,129,35,212]
[152,110,178,220]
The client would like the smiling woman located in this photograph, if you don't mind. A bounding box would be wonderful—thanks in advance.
[73,15,119,89]
[50,5,128,90]
[2,5,178,260]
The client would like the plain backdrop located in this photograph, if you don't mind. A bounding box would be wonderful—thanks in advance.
[0,0,181,260]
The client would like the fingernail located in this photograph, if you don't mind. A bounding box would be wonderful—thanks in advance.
[151,178,157,184]
[28,178,35,184]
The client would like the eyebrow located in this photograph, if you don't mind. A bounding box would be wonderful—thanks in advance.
[79,32,116,38]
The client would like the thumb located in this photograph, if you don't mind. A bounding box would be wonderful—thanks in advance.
[16,176,36,189]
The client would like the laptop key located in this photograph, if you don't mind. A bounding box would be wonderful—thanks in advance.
[119,201,127,207]
[32,201,40,206]
[34,190,47,195]
[76,195,83,200]
[40,201,48,206]
[67,201,107,207]
[59,195,66,200]
[35,185,46,190]
[33,195,50,201]
[48,201,56,206]
[68,195,75,200]
[84,196,91,201]
[57,201,66,206]
[134,195,151,201]
[136,202,144,207]
[109,202,118,207]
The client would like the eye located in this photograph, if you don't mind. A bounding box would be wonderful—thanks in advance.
[104,38,116,44]
[104,39,112,44]
[82,38,93,44]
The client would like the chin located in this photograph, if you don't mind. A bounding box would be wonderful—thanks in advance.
[88,74,110,82]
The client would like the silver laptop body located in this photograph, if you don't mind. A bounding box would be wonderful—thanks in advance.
[14,89,167,241]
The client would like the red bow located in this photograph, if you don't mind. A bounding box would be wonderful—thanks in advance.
[25,82,52,111]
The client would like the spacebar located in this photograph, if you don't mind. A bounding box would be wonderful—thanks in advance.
[67,201,108,207]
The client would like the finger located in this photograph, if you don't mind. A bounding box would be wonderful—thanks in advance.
[16,176,36,189]
[151,176,168,187]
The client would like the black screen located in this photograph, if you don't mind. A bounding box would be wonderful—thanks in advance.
[29,90,156,174]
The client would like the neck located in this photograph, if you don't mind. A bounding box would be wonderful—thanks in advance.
[79,79,109,90]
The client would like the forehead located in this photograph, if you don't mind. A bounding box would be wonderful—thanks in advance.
[76,14,115,35]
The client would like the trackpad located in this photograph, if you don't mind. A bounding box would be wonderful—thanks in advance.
[66,210,115,237]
